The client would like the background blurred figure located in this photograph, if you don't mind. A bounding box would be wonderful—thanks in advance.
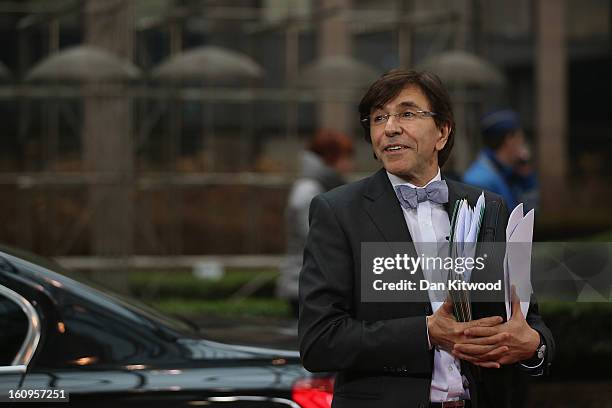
[277,130,354,318]
[463,109,539,211]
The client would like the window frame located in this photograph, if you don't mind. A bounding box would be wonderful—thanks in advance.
[0,284,41,374]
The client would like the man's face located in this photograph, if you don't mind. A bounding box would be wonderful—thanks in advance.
[505,129,528,164]
[369,85,450,185]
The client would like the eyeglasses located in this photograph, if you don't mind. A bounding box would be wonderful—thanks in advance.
[361,109,437,127]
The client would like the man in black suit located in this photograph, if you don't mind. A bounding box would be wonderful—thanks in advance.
[298,70,554,408]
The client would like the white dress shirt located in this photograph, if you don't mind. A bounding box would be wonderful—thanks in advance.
[387,169,469,402]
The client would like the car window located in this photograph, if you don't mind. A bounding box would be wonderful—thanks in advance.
[1,250,195,336]
[34,300,155,368]
[0,292,28,366]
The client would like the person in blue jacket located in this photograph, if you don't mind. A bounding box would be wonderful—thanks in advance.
[463,109,538,211]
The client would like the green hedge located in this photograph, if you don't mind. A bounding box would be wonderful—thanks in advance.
[153,298,290,317]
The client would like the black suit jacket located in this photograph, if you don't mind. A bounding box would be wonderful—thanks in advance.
[298,168,554,408]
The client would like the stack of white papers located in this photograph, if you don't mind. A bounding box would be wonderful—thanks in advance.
[448,192,486,322]
[504,203,534,319]
[450,192,486,282]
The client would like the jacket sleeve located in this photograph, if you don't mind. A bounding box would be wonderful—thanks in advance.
[298,194,432,374]
[521,294,555,376]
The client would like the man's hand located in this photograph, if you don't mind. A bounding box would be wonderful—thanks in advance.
[427,298,503,368]
[452,287,540,368]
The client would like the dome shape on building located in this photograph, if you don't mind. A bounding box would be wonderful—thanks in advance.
[25,45,141,82]
[417,50,505,87]
[151,46,264,82]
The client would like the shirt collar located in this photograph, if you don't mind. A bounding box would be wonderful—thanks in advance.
[386,168,442,189]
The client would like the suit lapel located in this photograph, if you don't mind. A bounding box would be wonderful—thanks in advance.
[363,168,413,243]
[443,177,465,227]
[364,168,429,304]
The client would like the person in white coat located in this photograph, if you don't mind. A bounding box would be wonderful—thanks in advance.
[277,130,354,317]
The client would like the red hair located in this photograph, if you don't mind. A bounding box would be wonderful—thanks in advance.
[307,130,354,166]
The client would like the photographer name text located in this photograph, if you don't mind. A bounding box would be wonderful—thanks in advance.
[373,279,502,291]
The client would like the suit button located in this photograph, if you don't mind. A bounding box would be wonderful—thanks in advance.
[424,305,432,314]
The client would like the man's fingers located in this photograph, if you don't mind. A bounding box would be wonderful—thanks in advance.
[452,351,501,368]
[469,315,503,328]
[453,344,509,361]
[459,332,509,346]
[474,361,501,369]
[460,316,503,336]
[453,343,500,355]
[478,345,509,360]
[452,350,480,363]
[464,325,499,337]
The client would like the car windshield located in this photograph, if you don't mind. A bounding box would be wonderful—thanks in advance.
[0,246,199,338]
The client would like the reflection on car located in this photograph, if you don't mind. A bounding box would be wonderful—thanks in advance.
[0,246,333,407]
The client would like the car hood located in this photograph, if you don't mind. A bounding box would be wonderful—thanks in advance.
[178,337,300,362]
[198,321,298,351]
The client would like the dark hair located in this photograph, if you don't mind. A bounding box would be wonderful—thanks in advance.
[358,69,455,167]
[307,129,354,166]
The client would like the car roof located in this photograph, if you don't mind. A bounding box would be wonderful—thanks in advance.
[0,245,198,337]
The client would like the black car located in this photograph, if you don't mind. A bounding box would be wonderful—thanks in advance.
[0,247,334,407]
